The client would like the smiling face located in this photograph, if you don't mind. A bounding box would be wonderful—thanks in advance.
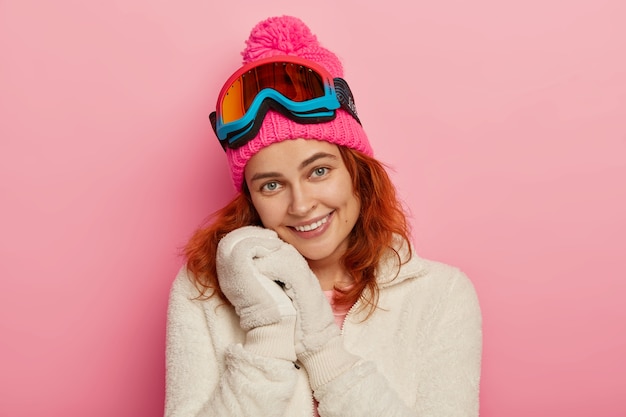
[244,139,360,269]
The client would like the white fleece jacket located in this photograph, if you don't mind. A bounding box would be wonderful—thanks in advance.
[164,242,482,417]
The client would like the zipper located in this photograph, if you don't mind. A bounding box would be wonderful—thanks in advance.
[340,298,360,336]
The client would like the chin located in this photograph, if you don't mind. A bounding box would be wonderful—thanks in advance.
[292,243,339,263]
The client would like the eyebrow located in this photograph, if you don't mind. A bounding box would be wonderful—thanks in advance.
[299,152,337,170]
[249,152,338,182]
[249,171,282,182]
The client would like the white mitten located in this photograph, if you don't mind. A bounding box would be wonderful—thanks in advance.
[255,242,360,389]
[216,226,297,360]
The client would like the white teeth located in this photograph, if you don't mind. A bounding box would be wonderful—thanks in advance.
[294,215,328,232]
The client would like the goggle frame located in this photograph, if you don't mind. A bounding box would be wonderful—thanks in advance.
[210,55,360,150]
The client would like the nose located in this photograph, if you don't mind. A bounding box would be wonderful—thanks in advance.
[288,183,316,216]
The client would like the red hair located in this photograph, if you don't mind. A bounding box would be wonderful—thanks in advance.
[183,146,412,316]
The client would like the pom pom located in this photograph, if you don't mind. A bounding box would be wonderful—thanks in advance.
[241,15,344,78]
[243,16,318,60]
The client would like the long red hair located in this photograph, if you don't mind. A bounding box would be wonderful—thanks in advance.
[184,146,412,315]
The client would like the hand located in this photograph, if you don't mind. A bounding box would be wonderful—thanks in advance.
[216,226,297,360]
[255,242,359,389]
[254,243,338,354]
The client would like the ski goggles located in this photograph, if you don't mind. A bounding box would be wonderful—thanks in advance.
[209,55,361,150]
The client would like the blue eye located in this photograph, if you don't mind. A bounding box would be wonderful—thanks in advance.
[261,181,279,192]
[312,167,328,177]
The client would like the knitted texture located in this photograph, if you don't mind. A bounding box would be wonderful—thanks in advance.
[224,16,373,190]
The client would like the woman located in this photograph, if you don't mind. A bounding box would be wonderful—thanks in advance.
[165,15,482,417]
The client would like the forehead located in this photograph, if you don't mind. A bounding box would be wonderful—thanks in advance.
[245,139,342,174]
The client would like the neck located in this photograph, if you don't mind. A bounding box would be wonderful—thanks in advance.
[308,258,353,291]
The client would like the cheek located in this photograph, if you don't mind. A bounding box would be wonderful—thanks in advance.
[338,183,361,223]
[329,176,357,208]
[344,193,361,222]
[251,197,281,228]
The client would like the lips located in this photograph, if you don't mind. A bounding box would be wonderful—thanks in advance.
[293,213,330,232]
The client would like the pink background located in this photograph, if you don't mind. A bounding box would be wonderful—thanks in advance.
[1,0,625,415]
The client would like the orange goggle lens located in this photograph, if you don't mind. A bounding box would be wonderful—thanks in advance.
[218,60,330,124]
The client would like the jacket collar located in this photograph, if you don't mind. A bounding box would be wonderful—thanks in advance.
[375,235,429,288]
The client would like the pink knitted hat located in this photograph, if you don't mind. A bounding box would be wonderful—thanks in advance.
[223,15,373,190]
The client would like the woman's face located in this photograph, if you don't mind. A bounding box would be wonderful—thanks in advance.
[244,139,360,266]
